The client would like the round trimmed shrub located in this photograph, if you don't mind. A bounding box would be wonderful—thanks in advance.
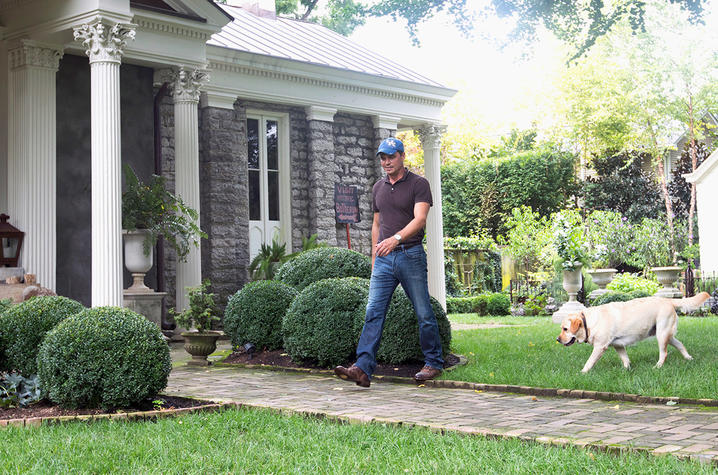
[283,277,369,367]
[627,289,654,300]
[0,296,84,375]
[486,293,511,316]
[591,291,631,306]
[275,247,371,291]
[374,287,452,364]
[37,306,171,409]
[224,280,298,350]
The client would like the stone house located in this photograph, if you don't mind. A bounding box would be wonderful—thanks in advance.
[0,0,455,322]
[684,147,718,276]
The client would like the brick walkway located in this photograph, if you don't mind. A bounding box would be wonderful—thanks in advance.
[166,365,718,463]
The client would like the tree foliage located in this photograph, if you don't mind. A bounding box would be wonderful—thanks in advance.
[489,0,705,60]
[441,149,578,239]
[668,142,709,222]
[582,151,664,223]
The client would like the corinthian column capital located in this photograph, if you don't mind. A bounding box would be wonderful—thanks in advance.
[8,40,63,71]
[170,67,210,103]
[73,20,136,64]
[417,124,446,150]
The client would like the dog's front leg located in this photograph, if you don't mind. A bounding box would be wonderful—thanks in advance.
[614,346,631,369]
[581,346,607,373]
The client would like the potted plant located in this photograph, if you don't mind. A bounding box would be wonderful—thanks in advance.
[551,211,590,322]
[586,244,618,299]
[122,165,207,290]
[170,280,221,366]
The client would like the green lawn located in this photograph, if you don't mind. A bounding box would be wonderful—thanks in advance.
[446,315,718,400]
[0,407,710,474]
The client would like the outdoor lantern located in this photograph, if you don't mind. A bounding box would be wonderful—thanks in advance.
[0,214,24,268]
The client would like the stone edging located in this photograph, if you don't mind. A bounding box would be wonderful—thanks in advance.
[0,401,236,429]
[214,356,718,408]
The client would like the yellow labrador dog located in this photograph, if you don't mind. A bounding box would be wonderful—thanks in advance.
[557,292,710,373]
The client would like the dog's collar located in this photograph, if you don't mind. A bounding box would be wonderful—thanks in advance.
[581,314,589,343]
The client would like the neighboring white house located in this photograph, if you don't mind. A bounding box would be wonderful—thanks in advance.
[662,111,718,182]
[0,0,456,315]
[684,147,718,276]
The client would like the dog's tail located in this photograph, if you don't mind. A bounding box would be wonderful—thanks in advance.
[670,292,711,314]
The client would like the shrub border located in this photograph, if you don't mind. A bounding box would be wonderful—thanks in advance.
[0,398,234,429]
[215,357,718,408]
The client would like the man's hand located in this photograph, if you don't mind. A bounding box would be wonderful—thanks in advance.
[375,236,399,257]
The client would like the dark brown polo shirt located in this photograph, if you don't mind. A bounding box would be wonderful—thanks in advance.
[372,168,433,248]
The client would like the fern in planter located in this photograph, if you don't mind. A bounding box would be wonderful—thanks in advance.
[121,164,206,260]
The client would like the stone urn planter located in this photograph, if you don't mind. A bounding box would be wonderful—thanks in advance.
[181,331,222,366]
[586,268,617,300]
[552,264,586,323]
[651,266,683,298]
[123,229,153,291]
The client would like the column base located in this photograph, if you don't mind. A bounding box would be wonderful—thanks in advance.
[552,300,587,323]
[123,290,167,331]
[655,288,682,298]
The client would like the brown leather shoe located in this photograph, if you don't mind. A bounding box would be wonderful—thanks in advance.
[334,365,370,388]
[414,365,442,381]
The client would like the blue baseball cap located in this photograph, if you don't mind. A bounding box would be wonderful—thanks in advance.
[376,137,404,156]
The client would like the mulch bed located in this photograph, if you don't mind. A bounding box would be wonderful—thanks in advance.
[221,350,461,378]
[0,395,209,421]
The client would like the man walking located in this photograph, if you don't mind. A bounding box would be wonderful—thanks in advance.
[334,137,444,388]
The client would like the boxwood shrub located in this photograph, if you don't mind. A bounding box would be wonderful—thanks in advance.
[275,247,371,290]
[283,278,369,367]
[0,296,84,375]
[446,295,489,315]
[486,293,511,316]
[374,287,452,364]
[224,280,298,350]
[37,307,171,409]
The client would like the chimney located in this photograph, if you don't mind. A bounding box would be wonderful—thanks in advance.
[225,0,276,19]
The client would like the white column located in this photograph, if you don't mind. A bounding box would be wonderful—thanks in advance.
[171,67,208,311]
[7,40,63,290]
[418,125,447,310]
[74,20,135,307]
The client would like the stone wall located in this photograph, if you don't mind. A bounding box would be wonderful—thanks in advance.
[198,104,247,310]
[332,113,385,255]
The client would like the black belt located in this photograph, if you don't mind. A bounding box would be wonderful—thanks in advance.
[393,243,421,252]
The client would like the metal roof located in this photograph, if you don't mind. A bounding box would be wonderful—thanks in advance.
[209,4,446,88]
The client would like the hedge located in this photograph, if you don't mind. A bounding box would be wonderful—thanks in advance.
[276,247,371,291]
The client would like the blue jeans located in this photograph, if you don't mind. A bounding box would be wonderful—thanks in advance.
[355,245,444,378]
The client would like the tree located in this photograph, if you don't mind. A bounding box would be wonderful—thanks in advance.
[488,0,705,60]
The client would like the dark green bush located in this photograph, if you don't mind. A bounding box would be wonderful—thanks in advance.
[224,280,298,350]
[446,294,492,315]
[0,296,84,375]
[471,294,490,314]
[591,291,632,306]
[0,298,11,314]
[486,293,511,316]
[446,297,472,314]
[275,247,371,291]
[283,278,369,367]
[374,287,451,364]
[37,307,171,409]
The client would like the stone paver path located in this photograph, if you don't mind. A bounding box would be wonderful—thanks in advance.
[166,365,718,463]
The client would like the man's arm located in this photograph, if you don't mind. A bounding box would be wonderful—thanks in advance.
[374,202,430,257]
[371,212,380,269]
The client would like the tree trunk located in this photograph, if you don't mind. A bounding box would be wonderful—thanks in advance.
[647,119,675,260]
[687,93,697,250]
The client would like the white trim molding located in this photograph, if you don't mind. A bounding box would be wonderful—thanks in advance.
[372,115,401,130]
[305,105,337,122]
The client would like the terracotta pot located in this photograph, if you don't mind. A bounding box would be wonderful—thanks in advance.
[123,229,153,291]
[181,331,221,366]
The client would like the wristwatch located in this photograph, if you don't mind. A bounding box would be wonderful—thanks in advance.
[393,234,402,242]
